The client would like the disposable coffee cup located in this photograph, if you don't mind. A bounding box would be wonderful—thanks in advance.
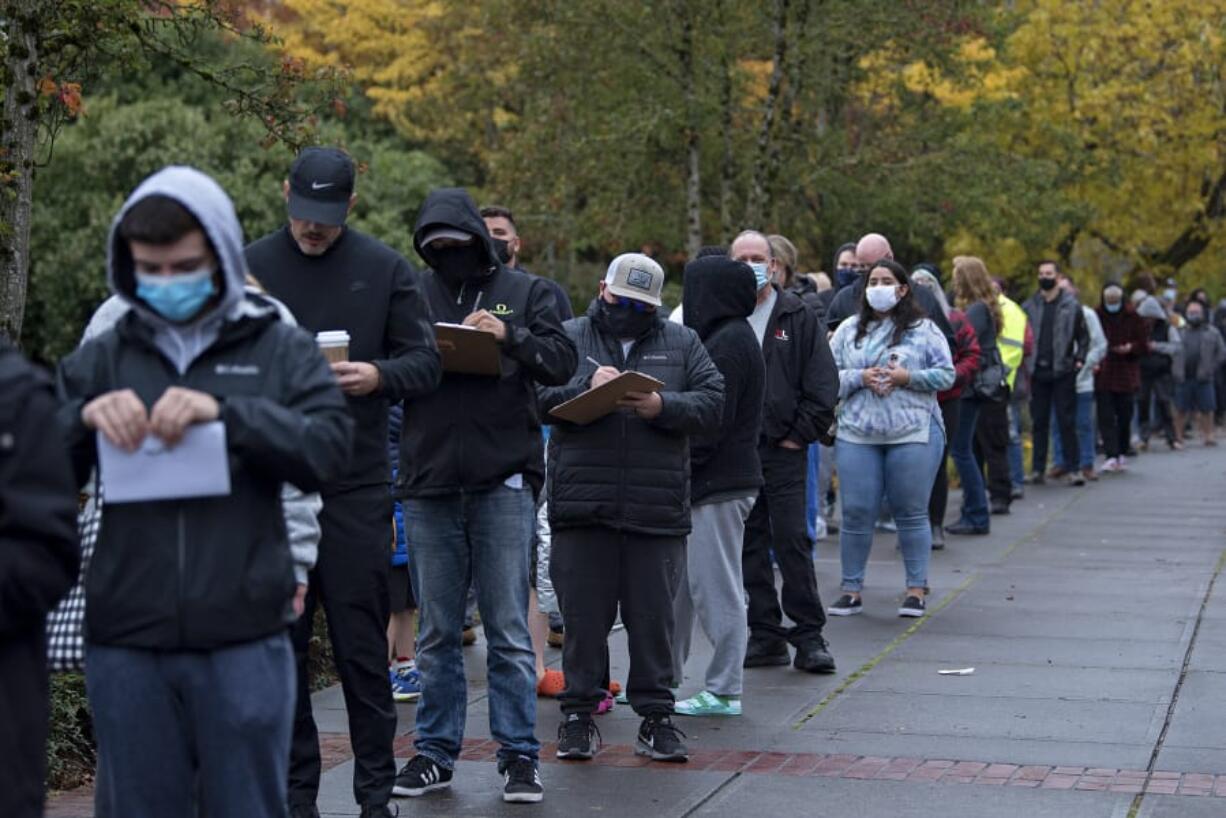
[316,330,350,363]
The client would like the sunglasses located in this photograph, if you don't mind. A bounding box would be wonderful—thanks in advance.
[614,296,653,313]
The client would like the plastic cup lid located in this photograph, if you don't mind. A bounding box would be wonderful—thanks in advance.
[315,330,350,345]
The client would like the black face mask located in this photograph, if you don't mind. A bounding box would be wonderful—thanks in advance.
[491,238,514,266]
[597,299,656,339]
[1038,277,1057,291]
[432,245,488,285]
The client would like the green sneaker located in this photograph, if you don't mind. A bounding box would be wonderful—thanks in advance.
[674,690,741,717]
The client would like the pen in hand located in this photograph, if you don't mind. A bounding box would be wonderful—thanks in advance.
[586,356,602,368]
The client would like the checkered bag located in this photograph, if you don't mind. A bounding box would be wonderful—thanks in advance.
[46,490,100,672]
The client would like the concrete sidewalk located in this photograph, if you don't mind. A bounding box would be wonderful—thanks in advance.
[48,440,1226,817]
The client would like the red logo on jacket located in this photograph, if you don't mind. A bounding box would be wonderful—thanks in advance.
[774,329,790,341]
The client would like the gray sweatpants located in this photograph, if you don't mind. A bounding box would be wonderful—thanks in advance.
[672,495,757,697]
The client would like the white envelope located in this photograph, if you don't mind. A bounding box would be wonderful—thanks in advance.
[98,421,232,503]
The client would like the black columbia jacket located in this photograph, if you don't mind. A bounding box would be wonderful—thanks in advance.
[760,285,839,446]
[56,167,354,650]
[396,189,577,499]
[539,300,724,536]
[683,257,765,504]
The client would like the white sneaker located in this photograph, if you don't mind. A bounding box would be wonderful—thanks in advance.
[1102,457,1119,473]
[1117,455,1129,470]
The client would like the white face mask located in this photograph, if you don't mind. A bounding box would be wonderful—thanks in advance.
[866,284,899,312]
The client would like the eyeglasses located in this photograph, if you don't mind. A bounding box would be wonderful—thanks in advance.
[615,296,653,313]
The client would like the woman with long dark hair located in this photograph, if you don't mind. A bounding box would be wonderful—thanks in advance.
[826,260,954,618]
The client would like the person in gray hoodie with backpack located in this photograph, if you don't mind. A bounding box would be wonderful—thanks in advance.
[56,167,354,818]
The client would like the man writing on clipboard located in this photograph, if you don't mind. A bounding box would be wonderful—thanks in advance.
[538,253,724,764]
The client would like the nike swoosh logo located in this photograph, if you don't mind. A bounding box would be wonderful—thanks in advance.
[311,181,334,190]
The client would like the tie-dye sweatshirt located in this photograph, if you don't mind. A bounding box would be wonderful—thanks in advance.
[830,315,955,444]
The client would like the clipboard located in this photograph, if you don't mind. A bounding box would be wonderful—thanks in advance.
[434,322,502,376]
[548,371,665,425]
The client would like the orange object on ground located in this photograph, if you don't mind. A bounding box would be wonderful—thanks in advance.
[536,669,566,697]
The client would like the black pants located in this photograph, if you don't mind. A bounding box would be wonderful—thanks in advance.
[1139,372,1176,444]
[973,399,1012,502]
[1030,373,1078,475]
[1096,390,1135,458]
[289,486,396,808]
[929,399,960,528]
[742,444,825,646]
[551,526,683,718]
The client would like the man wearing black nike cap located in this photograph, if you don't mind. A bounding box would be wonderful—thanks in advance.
[246,146,442,818]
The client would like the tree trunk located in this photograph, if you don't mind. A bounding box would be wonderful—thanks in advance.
[718,19,735,241]
[0,0,40,343]
[677,1,702,258]
[746,0,789,227]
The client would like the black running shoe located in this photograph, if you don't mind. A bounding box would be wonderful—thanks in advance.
[359,804,398,818]
[898,595,926,618]
[743,638,790,667]
[392,755,452,797]
[556,713,600,760]
[636,714,688,762]
[499,755,544,803]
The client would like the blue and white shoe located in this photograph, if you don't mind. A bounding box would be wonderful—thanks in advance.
[390,663,421,702]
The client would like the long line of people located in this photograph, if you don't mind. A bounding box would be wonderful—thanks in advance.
[7,146,1226,818]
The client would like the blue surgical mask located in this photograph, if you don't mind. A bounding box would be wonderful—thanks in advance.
[749,262,770,291]
[135,267,217,322]
[1104,302,1122,314]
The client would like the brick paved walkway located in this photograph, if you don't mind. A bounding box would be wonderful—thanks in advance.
[47,441,1226,817]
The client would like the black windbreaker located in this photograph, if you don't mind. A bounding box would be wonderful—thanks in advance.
[683,258,765,503]
[539,299,724,536]
[56,308,354,649]
[760,285,839,446]
[396,188,577,498]
[246,225,441,493]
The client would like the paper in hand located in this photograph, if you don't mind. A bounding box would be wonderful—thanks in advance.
[98,421,231,503]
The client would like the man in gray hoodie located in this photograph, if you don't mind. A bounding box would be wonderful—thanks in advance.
[56,167,354,818]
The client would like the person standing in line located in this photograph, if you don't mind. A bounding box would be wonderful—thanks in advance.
[910,266,980,549]
[825,259,954,618]
[1136,295,1183,451]
[246,147,443,818]
[393,188,576,805]
[58,167,355,818]
[1050,273,1107,481]
[993,279,1033,500]
[1173,298,1226,447]
[1095,284,1148,472]
[731,230,840,674]
[945,256,1009,535]
[671,256,765,717]
[539,253,723,762]
[0,342,79,818]
[386,404,420,703]
[1022,260,1089,486]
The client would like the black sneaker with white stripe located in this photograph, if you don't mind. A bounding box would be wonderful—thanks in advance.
[827,594,863,616]
[898,595,926,618]
[391,755,452,797]
[635,714,688,762]
[499,755,544,803]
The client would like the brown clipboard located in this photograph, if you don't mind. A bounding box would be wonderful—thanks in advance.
[548,371,665,425]
[434,323,502,376]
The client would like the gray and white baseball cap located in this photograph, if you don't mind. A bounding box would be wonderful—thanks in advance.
[604,253,664,307]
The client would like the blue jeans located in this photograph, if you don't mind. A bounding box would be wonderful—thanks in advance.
[805,442,822,540]
[404,484,539,768]
[951,399,990,528]
[835,423,944,592]
[87,632,294,818]
[1007,403,1025,489]
[1052,392,1095,469]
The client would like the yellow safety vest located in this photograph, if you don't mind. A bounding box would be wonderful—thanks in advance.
[997,294,1027,389]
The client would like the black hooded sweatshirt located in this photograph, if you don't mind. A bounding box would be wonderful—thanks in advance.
[398,188,577,498]
[246,223,442,494]
[683,257,765,504]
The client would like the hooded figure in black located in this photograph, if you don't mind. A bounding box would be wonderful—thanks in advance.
[392,188,576,804]
[672,257,765,715]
